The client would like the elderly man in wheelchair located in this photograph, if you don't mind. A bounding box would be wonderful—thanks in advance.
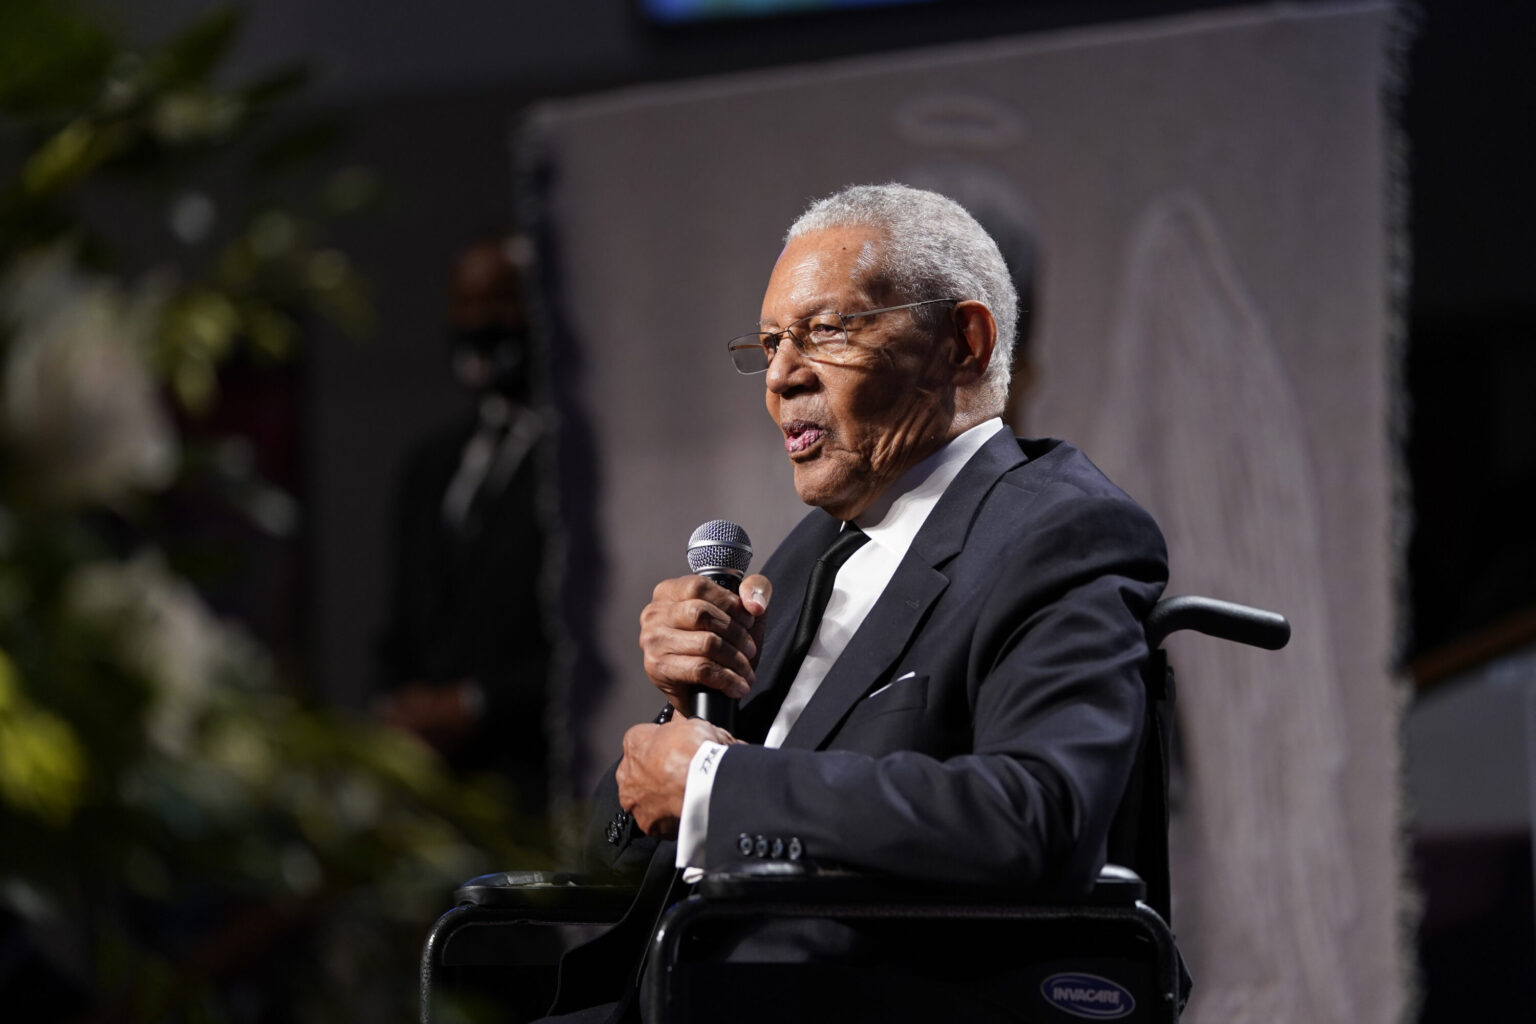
[422,184,1288,1024]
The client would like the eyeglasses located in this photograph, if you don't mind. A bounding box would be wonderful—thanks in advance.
[726,297,957,374]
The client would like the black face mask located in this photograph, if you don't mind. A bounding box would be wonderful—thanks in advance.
[451,325,531,398]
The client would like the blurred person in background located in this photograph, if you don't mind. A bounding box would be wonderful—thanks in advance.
[374,234,553,823]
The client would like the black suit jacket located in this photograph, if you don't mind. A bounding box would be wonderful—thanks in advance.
[376,415,552,811]
[590,432,1166,894]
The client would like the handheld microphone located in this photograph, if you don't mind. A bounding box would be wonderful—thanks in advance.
[685,520,753,727]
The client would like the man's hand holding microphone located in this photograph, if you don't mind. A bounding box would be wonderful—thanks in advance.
[619,522,771,838]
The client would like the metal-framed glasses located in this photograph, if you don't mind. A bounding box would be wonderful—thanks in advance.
[726,297,958,374]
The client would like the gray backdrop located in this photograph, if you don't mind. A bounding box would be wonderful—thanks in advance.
[525,4,1408,1019]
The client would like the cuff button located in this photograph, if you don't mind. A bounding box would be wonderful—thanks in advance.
[737,833,754,856]
[787,837,803,861]
[606,811,629,846]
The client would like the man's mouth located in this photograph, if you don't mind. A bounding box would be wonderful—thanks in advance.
[781,420,826,455]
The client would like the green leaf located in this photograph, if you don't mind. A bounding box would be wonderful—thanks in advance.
[150,89,245,145]
[0,0,115,116]
[0,650,89,826]
[149,5,245,89]
[22,118,98,193]
[240,300,298,360]
[171,356,219,413]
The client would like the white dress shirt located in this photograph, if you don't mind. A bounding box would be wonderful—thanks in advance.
[675,418,1006,871]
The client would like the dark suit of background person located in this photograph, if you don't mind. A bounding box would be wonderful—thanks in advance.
[375,236,553,823]
[552,185,1166,1019]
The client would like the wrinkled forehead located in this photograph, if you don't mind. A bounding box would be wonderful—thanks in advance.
[760,227,886,326]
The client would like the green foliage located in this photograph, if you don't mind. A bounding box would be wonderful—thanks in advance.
[0,4,535,1019]
[0,0,375,414]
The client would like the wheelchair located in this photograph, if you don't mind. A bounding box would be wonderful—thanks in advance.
[421,595,1289,1023]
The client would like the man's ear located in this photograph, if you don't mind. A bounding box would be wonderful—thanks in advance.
[949,300,997,385]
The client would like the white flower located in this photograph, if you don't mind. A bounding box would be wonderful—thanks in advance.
[1,248,178,507]
[65,553,268,757]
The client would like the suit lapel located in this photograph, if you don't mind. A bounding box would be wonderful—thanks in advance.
[781,431,1029,750]
[780,561,949,749]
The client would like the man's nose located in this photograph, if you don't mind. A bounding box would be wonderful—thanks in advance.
[764,337,811,392]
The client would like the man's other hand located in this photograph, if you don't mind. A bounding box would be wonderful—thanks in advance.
[376,680,479,753]
[617,716,737,839]
[639,573,772,710]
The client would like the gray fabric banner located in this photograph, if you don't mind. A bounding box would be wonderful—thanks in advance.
[524,3,1408,1019]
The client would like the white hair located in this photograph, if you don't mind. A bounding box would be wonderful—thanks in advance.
[786,183,1018,415]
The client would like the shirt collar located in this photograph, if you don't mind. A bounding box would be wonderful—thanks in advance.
[852,418,1006,551]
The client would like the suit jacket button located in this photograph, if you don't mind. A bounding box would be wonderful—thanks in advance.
[754,835,769,858]
[737,833,754,855]
[770,838,785,859]
[787,837,803,861]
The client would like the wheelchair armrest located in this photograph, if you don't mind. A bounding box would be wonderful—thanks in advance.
[425,872,638,1022]
[453,870,639,920]
[695,861,1147,908]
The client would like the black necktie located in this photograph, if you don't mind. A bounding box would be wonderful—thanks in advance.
[739,523,868,741]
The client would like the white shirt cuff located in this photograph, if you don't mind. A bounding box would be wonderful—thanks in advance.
[674,740,729,875]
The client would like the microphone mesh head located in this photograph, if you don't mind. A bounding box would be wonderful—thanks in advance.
[686,519,753,577]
